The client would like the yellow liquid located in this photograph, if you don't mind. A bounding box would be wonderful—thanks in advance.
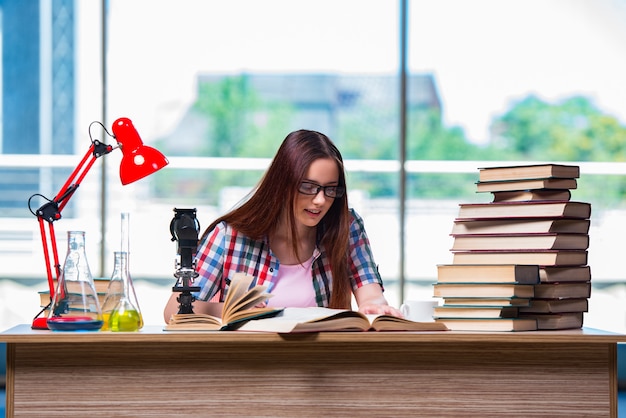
[109,308,142,332]
[101,313,111,331]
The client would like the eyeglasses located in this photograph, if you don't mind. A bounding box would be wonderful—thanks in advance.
[298,181,345,198]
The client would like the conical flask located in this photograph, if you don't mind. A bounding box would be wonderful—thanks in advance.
[118,212,143,330]
[102,251,143,331]
[100,251,125,331]
[47,230,103,331]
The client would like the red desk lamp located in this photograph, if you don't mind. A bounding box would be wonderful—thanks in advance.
[27,117,169,329]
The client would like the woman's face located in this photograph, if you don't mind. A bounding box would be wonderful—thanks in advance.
[294,157,340,230]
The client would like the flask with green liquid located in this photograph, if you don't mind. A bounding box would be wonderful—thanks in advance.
[101,251,143,331]
[101,212,143,331]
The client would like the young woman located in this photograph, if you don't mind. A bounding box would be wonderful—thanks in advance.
[163,129,401,321]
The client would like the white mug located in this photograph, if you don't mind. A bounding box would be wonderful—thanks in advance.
[400,299,440,322]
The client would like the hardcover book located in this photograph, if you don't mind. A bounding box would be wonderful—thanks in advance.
[533,282,592,299]
[434,317,537,332]
[450,218,590,235]
[456,201,591,220]
[475,178,577,193]
[452,250,588,266]
[518,312,584,330]
[539,265,591,283]
[491,189,572,202]
[436,264,539,284]
[433,305,519,319]
[433,283,535,299]
[518,298,588,314]
[451,233,589,251]
[478,164,580,182]
[442,298,531,307]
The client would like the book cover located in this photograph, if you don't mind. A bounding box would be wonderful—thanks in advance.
[39,291,106,308]
[475,178,577,193]
[478,164,580,182]
[518,298,588,314]
[491,189,572,202]
[436,264,539,284]
[456,201,591,220]
[539,265,591,283]
[451,218,590,235]
[433,283,535,298]
[451,233,589,251]
[452,250,588,266]
[533,282,591,299]
[40,278,111,296]
[433,305,519,319]
[442,297,531,307]
[518,312,583,330]
[434,317,538,332]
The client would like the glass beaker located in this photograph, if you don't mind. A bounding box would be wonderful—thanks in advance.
[47,231,103,331]
[102,251,143,331]
[117,212,144,330]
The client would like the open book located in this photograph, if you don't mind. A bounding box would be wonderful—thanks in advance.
[236,307,449,333]
[165,273,283,331]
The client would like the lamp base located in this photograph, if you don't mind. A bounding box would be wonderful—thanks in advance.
[31,316,49,330]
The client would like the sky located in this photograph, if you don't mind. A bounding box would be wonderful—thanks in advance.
[409,0,626,143]
[101,0,626,144]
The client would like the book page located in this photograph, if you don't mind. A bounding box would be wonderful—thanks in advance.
[368,314,449,331]
[223,272,255,309]
[165,273,282,331]
[221,273,278,324]
[164,313,223,331]
[225,284,272,317]
[237,307,365,333]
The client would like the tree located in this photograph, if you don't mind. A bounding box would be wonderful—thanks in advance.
[157,78,626,203]
[153,76,296,204]
[407,109,484,160]
[491,95,626,161]
[491,94,626,203]
[404,109,494,198]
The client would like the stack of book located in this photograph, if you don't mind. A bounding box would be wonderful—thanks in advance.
[38,278,110,313]
[433,163,592,331]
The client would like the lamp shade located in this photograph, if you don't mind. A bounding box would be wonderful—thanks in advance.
[112,117,169,185]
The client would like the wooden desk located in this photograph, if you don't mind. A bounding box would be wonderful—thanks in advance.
[1,325,625,417]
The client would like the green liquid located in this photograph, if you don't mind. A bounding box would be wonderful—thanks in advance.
[109,308,142,332]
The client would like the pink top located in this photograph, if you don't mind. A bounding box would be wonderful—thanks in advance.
[266,256,317,308]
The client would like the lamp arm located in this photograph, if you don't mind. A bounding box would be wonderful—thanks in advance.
[28,139,114,328]
[55,140,114,215]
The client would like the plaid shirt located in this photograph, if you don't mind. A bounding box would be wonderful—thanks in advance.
[194,209,383,307]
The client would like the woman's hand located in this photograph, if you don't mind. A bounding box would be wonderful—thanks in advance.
[354,283,403,318]
[358,303,403,318]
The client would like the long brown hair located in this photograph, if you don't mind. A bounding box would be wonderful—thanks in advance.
[202,129,352,308]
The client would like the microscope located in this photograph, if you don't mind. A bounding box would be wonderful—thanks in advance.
[169,208,201,314]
